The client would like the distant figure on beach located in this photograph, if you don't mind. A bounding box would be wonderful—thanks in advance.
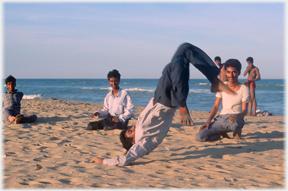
[214,56,227,82]
[3,75,37,124]
[86,69,135,131]
[90,42,236,166]
[243,57,261,116]
[196,59,249,142]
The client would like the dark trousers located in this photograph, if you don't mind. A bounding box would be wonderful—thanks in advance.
[3,109,37,124]
[87,114,130,131]
[171,42,220,83]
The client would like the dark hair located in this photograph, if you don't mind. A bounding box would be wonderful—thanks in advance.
[246,57,253,63]
[5,75,16,84]
[214,56,221,62]
[224,59,242,73]
[120,130,134,151]
[107,69,121,80]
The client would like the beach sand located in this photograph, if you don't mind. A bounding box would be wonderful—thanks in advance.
[2,99,285,189]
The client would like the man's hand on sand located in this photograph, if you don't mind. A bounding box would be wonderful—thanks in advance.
[179,106,194,125]
[91,158,104,164]
[91,112,99,119]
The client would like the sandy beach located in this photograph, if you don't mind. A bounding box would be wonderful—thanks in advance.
[2,99,285,189]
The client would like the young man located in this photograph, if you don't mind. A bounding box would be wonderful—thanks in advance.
[243,57,261,116]
[3,75,37,124]
[87,69,135,131]
[90,42,236,166]
[214,56,227,82]
[196,59,249,142]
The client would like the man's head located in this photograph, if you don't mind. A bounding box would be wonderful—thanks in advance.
[107,69,121,90]
[214,56,221,66]
[120,125,136,151]
[224,59,242,83]
[5,75,16,93]
[246,57,254,65]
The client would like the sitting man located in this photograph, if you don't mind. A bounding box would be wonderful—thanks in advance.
[87,69,135,131]
[3,75,37,124]
[90,42,236,166]
[196,59,249,142]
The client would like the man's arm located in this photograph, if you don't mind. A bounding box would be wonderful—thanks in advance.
[96,96,110,118]
[91,138,158,166]
[243,65,252,76]
[118,93,135,123]
[199,97,221,131]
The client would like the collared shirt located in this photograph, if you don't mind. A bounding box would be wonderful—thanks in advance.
[3,90,24,111]
[103,98,176,166]
[96,88,135,123]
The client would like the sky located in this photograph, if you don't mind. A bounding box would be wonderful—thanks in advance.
[2,1,285,79]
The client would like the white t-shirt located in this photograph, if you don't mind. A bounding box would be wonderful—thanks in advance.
[216,82,250,115]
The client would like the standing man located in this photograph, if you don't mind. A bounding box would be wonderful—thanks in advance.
[214,56,227,82]
[90,42,236,166]
[196,59,249,142]
[243,57,261,116]
[86,69,135,131]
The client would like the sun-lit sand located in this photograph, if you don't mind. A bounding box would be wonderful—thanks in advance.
[2,99,285,188]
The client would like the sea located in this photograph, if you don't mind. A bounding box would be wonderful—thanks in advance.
[3,79,285,116]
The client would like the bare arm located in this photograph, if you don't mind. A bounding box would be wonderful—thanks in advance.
[199,97,221,131]
[243,65,252,76]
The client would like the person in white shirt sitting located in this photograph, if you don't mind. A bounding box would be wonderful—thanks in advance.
[86,69,135,131]
[196,59,250,141]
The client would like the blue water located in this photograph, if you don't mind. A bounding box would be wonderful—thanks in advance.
[3,79,285,116]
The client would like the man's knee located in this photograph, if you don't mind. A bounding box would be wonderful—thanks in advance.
[195,132,206,142]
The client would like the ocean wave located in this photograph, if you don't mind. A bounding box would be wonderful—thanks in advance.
[199,83,210,86]
[276,84,284,87]
[125,88,155,92]
[82,87,93,89]
[23,94,42,99]
[189,89,210,93]
[100,87,112,91]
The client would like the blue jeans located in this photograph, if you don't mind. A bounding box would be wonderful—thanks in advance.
[195,114,244,142]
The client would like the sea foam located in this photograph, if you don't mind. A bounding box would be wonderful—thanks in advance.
[23,94,42,99]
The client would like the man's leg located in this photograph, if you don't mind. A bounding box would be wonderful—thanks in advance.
[87,119,106,130]
[19,114,37,123]
[222,116,245,140]
[172,43,235,95]
[195,115,229,142]
[3,109,20,124]
[251,86,257,116]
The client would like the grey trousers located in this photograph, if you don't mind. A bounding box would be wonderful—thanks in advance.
[195,114,244,142]
[3,109,37,124]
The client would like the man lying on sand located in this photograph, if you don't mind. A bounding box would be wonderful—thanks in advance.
[91,42,235,166]
[87,69,135,131]
[196,59,249,142]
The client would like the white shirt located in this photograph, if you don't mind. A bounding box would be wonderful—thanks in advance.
[103,98,176,166]
[96,88,135,123]
[216,82,249,115]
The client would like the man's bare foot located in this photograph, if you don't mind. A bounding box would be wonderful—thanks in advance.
[233,133,241,140]
[8,116,15,122]
[211,77,236,95]
[221,132,230,139]
[14,114,21,124]
[179,106,194,125]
